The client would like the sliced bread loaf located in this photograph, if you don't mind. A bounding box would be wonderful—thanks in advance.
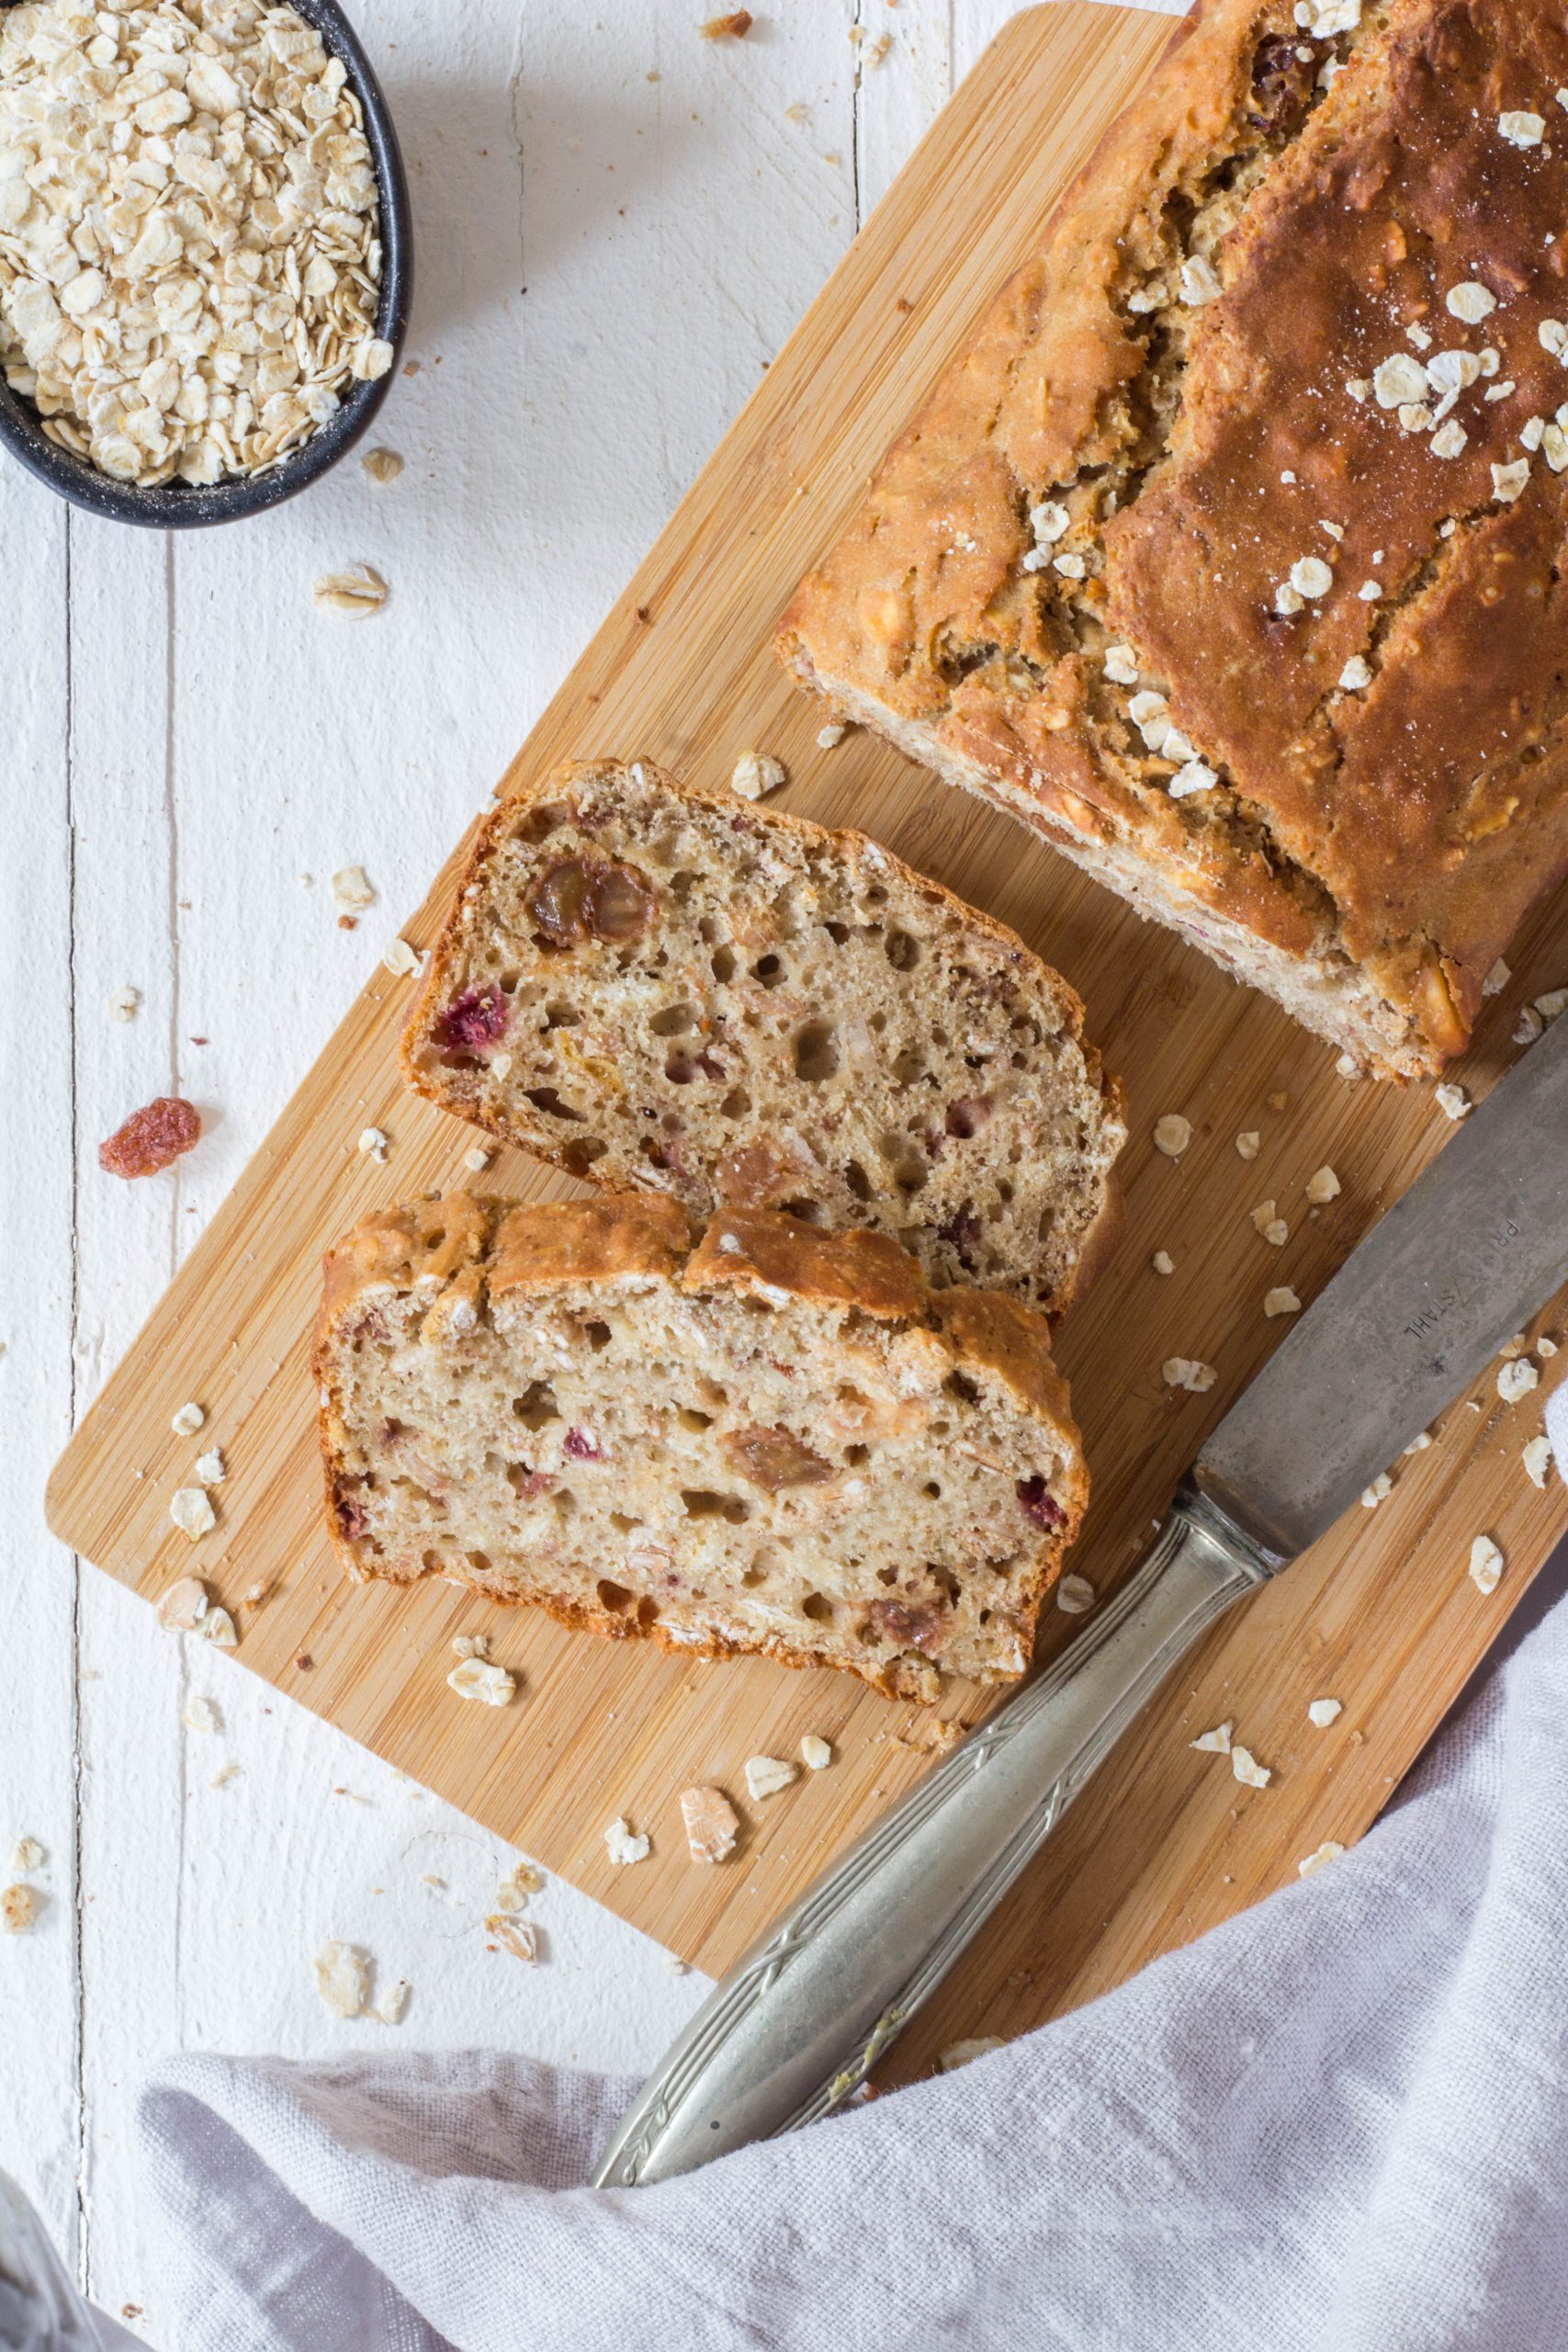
[316,1192,1088,1702]
[400,759,1125,1318]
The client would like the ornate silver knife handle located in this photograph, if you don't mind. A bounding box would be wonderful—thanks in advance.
[593,1486,1278,2187]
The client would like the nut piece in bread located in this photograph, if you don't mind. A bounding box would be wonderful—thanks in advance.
[315,1193,1088,1702]
[400,758,1125,1317]
[779,0,1568,1077]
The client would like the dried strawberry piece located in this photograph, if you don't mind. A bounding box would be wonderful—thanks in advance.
[724,1424,835,1492]
[869,1598,945,1654]
[98,1095,200,1179]
[434,987,509,1054]
[562,1427,602,1463]
[333,1487,368,1543]
[1016,1476,1063,1530]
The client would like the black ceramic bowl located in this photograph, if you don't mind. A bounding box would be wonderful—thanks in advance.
[0,0,412,527]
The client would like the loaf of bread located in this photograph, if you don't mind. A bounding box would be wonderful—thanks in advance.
[400,758,1125,1317]
[780,0,1568,1078]
[315,1192,1088,1702]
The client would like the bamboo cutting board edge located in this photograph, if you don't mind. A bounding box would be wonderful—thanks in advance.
[45,3,1568,2056]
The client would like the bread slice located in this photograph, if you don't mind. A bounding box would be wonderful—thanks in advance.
[316,1192,1088,1702]
[400,759,1125,1319]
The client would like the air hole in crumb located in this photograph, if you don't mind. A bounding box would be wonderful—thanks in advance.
[998,1180,1013,1204]
[780,1197,822,1224]
[741,1566,767,1588]
[523,1085,583,1122]
[875,1566,898,1587]
[892,1047,925,1086]
[844,1443,870,1466]
[650,1002,698,1036]
[584,1319,611,1351]
[943,1370,980,1405]
[752,955,785,989]
[845,1159,872,1203]
[801,1592,831,1622]
[636,1598,660,1628]
[678,1407,714,1433]
[421,1549,443,1573]
[562,1136,607,1175]
[597,1579,633,1613]
[885,929,920,971]
[720,1087,751,1120]
[681,1489,750,1523]
[794,1023,840,1083]
[711,945,737,983]
[467,1549,492,1573]
[544,1001,581,1030]
[513,1381,559,1428]
[923,1482,942,1499]
[894,1160,928,1195]
[824,920,851,944]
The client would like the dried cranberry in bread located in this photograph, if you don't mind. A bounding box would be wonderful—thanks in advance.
[779,0,1568,1078]
[315,1193,1088,1702]
[401,758,1125,1318]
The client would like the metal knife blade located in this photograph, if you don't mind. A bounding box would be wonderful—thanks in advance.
[1195,1007,1568,1562]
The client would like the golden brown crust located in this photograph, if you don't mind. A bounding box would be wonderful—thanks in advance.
[315,1191,1083,1701]
[400,756,1125,1314]
[780,0,1568,1073]
[491,1193,694,1298]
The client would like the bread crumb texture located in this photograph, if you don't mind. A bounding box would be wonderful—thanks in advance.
[315,1192,1088,1702]
[402,759,1125,1317]
[779,0,1568,1077]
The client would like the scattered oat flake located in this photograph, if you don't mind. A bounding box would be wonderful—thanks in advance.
[1235,1131,1260,1160]
[817,722,848,749]
[1190,1723,1233,1754]
[1404,1430,1433,1453]
[745,1754,798,1802]
[800,1734,832,1770]
[1308,1698,1343,1729]
[314,565,388,618]
[331,865,376,911]
[462,1145,492,1173]
[485,1915,539,1963]
[195,1448,225,1487]
[1539,1336,1560,1358]
[210,1763,241,1790]
[447,1658,515,1705]
[1434,1084,1471,1121]
[1152,1250,1176,1276]
[1231,1745,1271,1789]
[1499,109,1545,145]
[1264,1286,1302,1319]
[170,1401,206,1439]
[1499,1359,1540,1405]
[2,1884,38,1934]
[99,1096,200,1179]
[701,8,752,33]
[314,1940,370,2018]
[495,1861,543,1910]
[1539,988,1568,1022]
[729,750,786,800]
[182,1695,220,1735]
[1469,1534,1505,1595]
[362,448,405,485]
[381,938,421,977]
[373,1977,411,2023]
[936,2036,1006,2072]
[1298,1841,1346,1877]
[1164,1358,1217,1393]
[1523,1436,1553,1489]
[10,1838,44,1874]
[108,985,141,1022]
[604,1816,651,1866]
[1153,1114,1192,1159]
[197,1607,237,1650]
[358,1127,389,1162]
[1055,1575,1095,1615]
[680,1783,739,1864]
[1304,1166,1341,1204]
[1361,1473,1393,1508]
[157,1575,209,1631]
[170,1487,216,1542]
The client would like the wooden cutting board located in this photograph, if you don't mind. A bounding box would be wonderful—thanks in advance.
[47,1,1568,2083]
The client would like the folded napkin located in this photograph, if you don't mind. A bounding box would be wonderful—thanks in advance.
[131,1386,1568,2352]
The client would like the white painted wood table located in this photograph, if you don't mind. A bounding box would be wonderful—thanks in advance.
[0,0,1194,2330]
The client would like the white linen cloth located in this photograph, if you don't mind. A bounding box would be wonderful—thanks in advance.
[127,1385,1568,2352]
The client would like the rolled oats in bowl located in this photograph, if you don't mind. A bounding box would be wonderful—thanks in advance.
[0,0,398,493]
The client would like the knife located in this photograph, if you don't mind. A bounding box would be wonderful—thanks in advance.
[594,1010,1568,2188]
